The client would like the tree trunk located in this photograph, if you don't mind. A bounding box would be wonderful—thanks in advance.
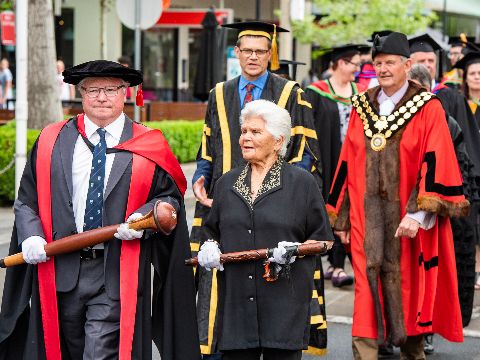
[28,0,63,129]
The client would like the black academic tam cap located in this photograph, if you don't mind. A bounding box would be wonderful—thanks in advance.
[272,59,306,80]
[358,44,372,55]
[221,21,289,38]
[409,33,443,54]
[367,30,393,43]
[327,44,363,62]
[372,32,410,59]
[453,51,480,71]
[449,35,475,47]
[222,21,289,71]
[63,60,143,86]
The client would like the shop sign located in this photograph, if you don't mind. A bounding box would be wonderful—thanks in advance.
[156,9,233,28]
[0,11,15,46]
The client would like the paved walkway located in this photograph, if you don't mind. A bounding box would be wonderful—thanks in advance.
[0,162,479,341]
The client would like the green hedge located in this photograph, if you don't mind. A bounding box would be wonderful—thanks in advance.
[146,120,203,163]
[0,121,40,202]
[0,120,203,202]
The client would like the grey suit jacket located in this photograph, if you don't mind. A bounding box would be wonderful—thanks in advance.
[14,116,181,299]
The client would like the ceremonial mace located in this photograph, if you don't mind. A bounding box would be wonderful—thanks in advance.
[184,241,331,266]
[0,201,177,268]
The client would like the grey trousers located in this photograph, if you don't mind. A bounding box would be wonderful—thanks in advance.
[57,257,120,360]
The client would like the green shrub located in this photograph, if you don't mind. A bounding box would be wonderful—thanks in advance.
[0,121,40,202]
[0,120,203,202]
[146,120,203,164]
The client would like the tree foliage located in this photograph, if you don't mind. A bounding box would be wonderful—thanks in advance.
[292,0,437,50]
[0,0,13,12]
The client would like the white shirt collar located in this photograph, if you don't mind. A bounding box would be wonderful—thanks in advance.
[378,81,409,106]
[84,113,125,142]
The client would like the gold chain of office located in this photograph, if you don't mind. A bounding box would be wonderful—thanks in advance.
[351,91,434,151]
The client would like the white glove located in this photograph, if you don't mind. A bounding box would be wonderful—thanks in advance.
[114,213,144,240]
[22,236,48,264]
[269,241,300,265]
[197,240,223,271]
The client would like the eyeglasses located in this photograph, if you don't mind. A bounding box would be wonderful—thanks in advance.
[81,85,126,98]
[448,51,462,59]
[344,59,361,68]
[239,48,270,57]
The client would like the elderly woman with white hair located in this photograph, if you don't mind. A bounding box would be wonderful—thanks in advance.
[197,99,334,360]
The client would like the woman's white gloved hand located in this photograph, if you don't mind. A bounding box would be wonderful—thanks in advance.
[269,241,300,264]
[114,213,144,240]
[197,240,223,271]
[22,236,48,264]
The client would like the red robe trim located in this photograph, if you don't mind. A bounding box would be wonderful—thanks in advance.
[432,82,448,94]
[36,115,186,359]
[76,114,187,196]
[326,99,465,342]
[308,79,366,106]
[37,120,67,360]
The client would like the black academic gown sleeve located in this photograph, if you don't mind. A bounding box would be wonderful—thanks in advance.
[304,88,343,200]
[151,204,201,360]
[436,87,480,179]
[0,138,44,359]
[445,114,480,327]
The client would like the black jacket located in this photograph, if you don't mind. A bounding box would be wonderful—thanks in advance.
[205,161,333,351]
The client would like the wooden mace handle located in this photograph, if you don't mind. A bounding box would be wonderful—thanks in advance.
[0,201,177,268]
[185,241,331,266]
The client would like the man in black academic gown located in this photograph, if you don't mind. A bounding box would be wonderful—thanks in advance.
[190,21,325,358]
[0,60,200,360]
[442,34,476,89]
[409,33,480,352]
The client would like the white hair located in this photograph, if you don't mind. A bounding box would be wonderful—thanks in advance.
[240,99,291,157]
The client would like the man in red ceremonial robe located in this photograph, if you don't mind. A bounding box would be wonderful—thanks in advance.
[0,60,200,360]
[326,32,468,359]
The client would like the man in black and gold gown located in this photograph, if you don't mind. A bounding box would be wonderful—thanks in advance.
[191,21,326,358]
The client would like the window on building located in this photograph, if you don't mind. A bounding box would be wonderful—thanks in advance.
[55,8,74,68]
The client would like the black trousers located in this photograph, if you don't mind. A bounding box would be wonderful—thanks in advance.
[327,234,352,269]
[222,348,302,360]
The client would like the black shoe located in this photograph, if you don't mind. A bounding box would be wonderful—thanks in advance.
[424,334,434,355]
[331,269,354,287]
[379,341,394,357]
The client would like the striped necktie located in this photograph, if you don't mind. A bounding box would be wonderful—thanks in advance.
[243,83,256,107]
[83,128,107,231]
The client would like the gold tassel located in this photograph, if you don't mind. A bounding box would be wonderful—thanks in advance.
[460,33,468,47]
[270,24,280,71]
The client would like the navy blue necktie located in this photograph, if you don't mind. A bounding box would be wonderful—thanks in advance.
[83,128,107,231]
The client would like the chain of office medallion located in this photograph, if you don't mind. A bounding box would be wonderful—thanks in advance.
[352,91,434,140]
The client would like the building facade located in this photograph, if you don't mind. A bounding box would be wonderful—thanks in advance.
[42,0,480,102]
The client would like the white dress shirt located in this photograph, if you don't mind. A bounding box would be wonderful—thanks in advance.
[72,113,125,234]
[377,81,436,230]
